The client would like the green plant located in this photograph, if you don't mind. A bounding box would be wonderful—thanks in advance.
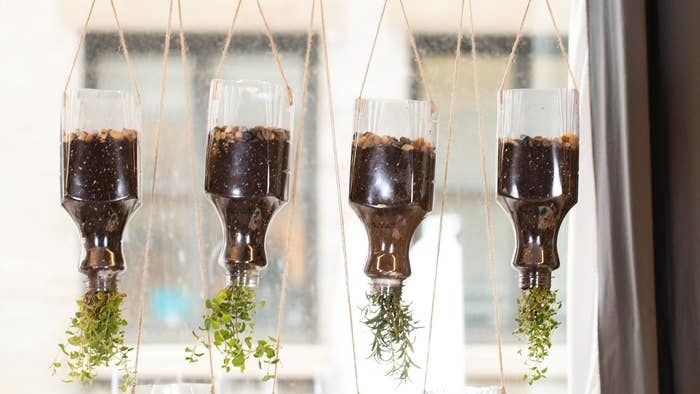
[51,291,134,392]
[186,285,278,381]
[513,287,561,385]
[360,292,419,383]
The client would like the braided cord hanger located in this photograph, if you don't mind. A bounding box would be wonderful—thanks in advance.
[64,0,141,103]
[498,0,579,101]
[422,0,465,389]
[321,0,362,390]
[421,0,507,392]
[270,0,316,392]
[213,0,294,106]
[176,0,217,391]
[130,1,217,393]
[130,0,173,390]
[357,0,436,112]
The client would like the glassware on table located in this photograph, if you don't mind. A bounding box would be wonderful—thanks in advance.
[205,79,293,288]
[349,98,437,297]
[61,88,141,292]
[496,88,579,290]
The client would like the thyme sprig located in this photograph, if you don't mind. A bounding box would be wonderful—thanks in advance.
[186,285,278,381]
[361,292,419,383]
[51,291,134,392]
[514,287,561,385]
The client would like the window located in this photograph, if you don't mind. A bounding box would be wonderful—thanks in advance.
[86,32,318,345]
[1,1,581,393]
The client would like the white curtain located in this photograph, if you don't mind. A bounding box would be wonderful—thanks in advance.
[567,0,600,393]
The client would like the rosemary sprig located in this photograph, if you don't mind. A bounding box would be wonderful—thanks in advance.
[186,285,278,381]
[51,291,134,393]
[513,287,561,385]
[360,292,419,383]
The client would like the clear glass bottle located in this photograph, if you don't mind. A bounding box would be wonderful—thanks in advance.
[61,88,142,292]
[349,98,438,296]
[496,88,579,289]
[205,79,294,288]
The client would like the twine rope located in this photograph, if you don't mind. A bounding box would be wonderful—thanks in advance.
[423,1,508,391]
[497,0,532,100]
[64,0,141,103]
[212,0,294,106]
[321,0,361,390]
[256,0,294,106]
[357,0,388,103]
[357,0,435,111]
[130,1,173,392]
[469,0,506,389]
[176,0,217,391]
[397,0,434,111]
[63,0,95,98]
[498,0,578,101]
[270,0,316,392]
[109,0,141,103]
[421,0,464,391]
[213,0,244,81]
[545,0,579,92]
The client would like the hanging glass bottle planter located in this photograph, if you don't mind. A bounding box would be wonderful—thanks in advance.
[496,88,579,383]
[350,98,437,381]
[62,89,141,292]
[497,88,578,289]
[54,88,141,388]
[187,80,292,378]
[205,79,292,288]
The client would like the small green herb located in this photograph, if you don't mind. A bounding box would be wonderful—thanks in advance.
[360,292,419,383]
[52,291,134,392]
[187,285,278,381]
[513,287,561,385]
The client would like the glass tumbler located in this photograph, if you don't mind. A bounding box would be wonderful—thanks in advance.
[496,88,579,290]
[61,88,141,292]
[349,98,438,297]
[205,79,294,288]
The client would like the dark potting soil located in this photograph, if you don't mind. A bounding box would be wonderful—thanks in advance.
[63,129,138,201]
[349,132,436,280]
[205,126,291,270]
[497,133,579,283]
[61,129,140,274]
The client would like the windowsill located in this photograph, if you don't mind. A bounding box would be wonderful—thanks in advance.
[95,343,567,382]
[465,344,567,380]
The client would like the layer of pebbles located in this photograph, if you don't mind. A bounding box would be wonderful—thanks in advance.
[211,125,290,144]
[353,131,434,153]
[63,128,138,143]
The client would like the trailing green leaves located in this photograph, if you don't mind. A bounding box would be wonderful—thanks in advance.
[514,287,561,385]
[186,285,278,381]
[51,291,134,392]
[360,292,419,383]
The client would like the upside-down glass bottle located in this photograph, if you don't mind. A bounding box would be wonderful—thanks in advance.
[61,88,141,292]
[205,79,294,288]
[496,88,579,290]
[349,98,437,297]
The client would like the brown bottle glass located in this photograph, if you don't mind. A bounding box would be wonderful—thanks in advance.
[496,89,579,290]
[205,80,293,288]
[61,89,141,292]
[349,98,437,296]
